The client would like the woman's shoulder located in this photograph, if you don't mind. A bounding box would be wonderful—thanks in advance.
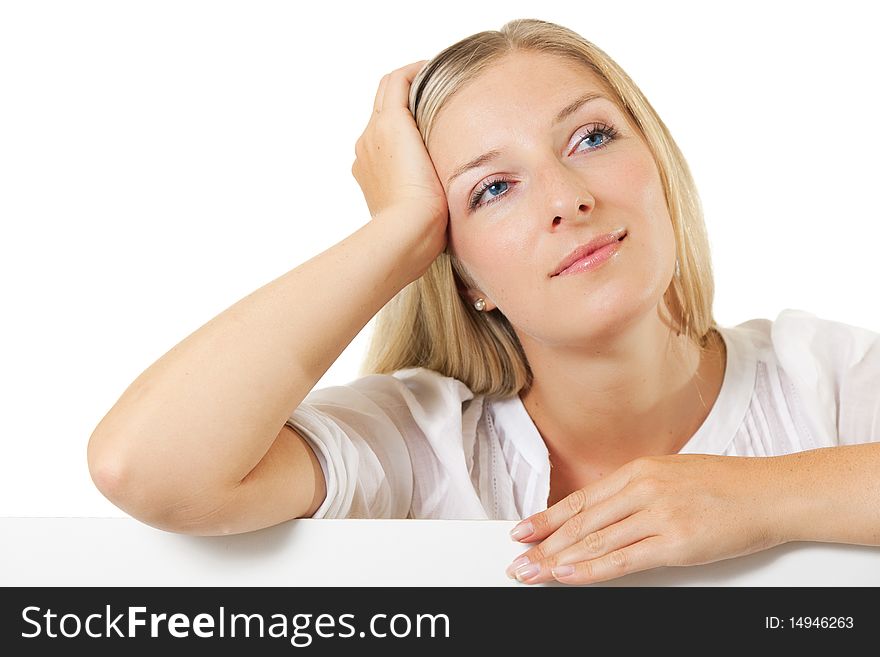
[724,308,878,358]
[721,308,880,447]
[768,308,879,367]
[721,308,879,396]
[770,307,878,340]
[306,366,477,411]
[714,308,879,400]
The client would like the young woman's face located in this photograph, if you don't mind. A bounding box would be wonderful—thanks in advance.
[427,51,677,345]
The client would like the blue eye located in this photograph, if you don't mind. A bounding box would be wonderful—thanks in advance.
[470,179,510,208]
[467,121,620,211]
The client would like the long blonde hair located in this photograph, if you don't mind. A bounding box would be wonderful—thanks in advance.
[359,18,719,398]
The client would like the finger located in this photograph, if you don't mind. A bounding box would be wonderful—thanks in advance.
[376,60,429,114]
[372,73,390,114]
[507,495,644,579]
[550,535,667,585]
[507,510,651,583]
[510,462,636,543]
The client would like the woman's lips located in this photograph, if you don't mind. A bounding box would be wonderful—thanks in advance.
[550,228,628,276]
[554,234,626,277]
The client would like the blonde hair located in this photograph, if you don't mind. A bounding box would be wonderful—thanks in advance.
[359,18,719,398]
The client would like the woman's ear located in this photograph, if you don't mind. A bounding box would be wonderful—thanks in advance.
[450,262,494,310]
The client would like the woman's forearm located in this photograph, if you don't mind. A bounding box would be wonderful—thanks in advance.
[771,443,880,545]
[87,212,437,511]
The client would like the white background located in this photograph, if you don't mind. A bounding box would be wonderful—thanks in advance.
[1,0,877,517]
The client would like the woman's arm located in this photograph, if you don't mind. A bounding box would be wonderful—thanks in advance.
[502,444,880,585]
[770,442,880,545]
[88,60,447,531]
[87,213,439,527]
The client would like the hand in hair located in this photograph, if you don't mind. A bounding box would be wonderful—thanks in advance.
[351,60,449,259]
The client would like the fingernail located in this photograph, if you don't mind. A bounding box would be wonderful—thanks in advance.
[506,555,530,578]
[510,521,534,541]
[515,563,540,581]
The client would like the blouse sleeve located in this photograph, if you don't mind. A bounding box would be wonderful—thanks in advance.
[283,367,476,519]
[771,308,880,447]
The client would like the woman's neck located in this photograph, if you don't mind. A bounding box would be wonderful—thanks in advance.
[518,313,727,475]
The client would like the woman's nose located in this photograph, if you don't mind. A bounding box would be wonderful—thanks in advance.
[538,162,595,224]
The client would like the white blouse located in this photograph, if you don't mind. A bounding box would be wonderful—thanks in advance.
[285,308,880,521]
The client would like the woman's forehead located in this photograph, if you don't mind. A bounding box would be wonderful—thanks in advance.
[430,56,615,140]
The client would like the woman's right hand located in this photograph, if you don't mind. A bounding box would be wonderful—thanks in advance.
[351,60,449,259]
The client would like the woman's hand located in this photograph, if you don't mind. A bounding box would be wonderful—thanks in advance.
[351,60,449,260]
[505,454,787,585]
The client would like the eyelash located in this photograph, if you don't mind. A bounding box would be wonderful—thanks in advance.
[467,121,620,211]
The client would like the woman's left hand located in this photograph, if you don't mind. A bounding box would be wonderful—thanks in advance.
[505,454,788,585]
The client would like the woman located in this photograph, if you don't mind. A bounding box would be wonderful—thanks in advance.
[87,19,880,586]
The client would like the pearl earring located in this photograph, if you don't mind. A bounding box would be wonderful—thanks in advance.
[474,298,486,311]
[675,258,681,278]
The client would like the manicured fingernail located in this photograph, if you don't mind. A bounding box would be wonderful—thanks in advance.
[551,564,575,578]
[506,555,530,578]
[515,563,540,581]
[510,521,534,541]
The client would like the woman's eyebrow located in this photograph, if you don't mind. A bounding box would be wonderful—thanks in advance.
[553,91,608,127]
[445,91,609,190]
